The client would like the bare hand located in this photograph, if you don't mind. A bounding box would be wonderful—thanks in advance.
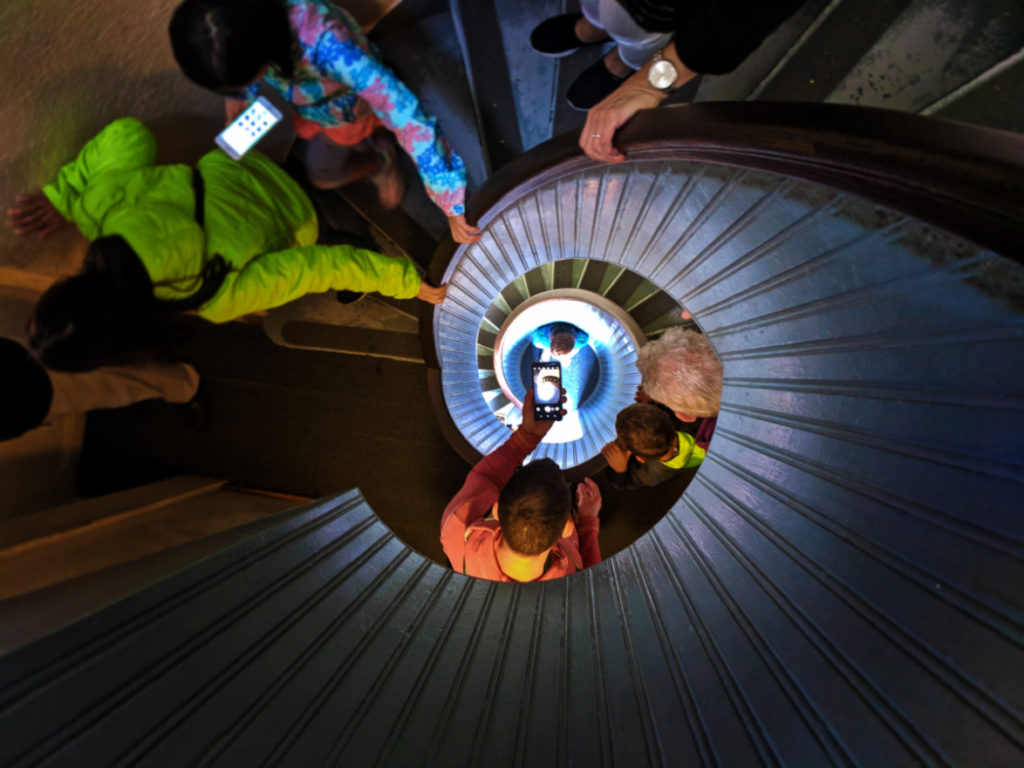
[520,387,566,439]
[579,51,696,164]
[600,441,631,473]
[448,214,482,244]
[225,98,249,125]
[416,281,447,305]
[575,477,602,519]
[634,385,653,404]
[6,191,66,238]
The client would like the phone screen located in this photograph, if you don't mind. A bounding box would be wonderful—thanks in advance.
[215,96,283,161]
[531,361,563,421]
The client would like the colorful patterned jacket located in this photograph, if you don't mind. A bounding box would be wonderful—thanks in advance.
[246,0,467,217]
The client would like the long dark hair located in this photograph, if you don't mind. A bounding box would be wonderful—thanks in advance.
[29,236,226,372]
[169,0,295,92]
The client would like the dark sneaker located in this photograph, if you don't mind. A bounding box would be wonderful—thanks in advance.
[567,59,628,111]
[530,13,606,57]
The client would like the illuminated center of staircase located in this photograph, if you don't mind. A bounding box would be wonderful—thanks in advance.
[490,289,644,453]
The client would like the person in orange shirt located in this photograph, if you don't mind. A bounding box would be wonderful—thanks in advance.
[440,390,602,582]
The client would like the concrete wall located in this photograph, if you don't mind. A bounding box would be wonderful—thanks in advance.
[0,0,225,280]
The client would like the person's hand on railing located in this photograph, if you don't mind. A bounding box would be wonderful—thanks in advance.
[448,214,482,244]
[416,281,447,304]
[5,191,66,238]
[579,45,696,165]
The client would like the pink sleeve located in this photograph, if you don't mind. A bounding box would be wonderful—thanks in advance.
[576,517,602,568]
[440,429,543,569]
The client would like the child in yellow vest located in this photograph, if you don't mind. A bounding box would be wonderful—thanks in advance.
[601,403,705,488]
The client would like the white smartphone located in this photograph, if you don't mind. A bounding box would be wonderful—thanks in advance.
[215,96,283,161]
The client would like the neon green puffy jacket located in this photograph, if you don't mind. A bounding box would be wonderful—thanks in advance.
[42,118,422,323]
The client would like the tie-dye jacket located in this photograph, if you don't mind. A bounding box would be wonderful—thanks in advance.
[245,0,466,217]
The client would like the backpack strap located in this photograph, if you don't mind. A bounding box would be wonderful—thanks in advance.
[150,168,229,312]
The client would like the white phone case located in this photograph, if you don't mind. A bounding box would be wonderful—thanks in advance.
[215,96,284,161]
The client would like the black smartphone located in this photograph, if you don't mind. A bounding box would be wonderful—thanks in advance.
[531,361,563,421]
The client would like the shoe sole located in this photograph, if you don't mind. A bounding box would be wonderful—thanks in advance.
[531,45,581,58]
[566,100,590,112]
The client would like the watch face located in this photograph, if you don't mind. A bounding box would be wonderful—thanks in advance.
[649,59,677,90]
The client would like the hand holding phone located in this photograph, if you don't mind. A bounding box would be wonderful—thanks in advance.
[520,388,565,440]
[215,96,283,161]
[531,361,563,422]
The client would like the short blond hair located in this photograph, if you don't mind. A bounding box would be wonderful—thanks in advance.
[636,328,722,417]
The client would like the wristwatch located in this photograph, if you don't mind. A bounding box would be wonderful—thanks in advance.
[647,48,679,91]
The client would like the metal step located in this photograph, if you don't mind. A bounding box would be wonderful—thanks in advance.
[926,50,1024,134]
[824,0,1024,116]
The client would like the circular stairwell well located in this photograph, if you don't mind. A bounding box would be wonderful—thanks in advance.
[4,105,1020,768]
[421,103,1024,763]
[444,258,694,472]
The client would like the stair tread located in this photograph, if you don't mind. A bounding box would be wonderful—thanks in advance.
[0,476,225,552]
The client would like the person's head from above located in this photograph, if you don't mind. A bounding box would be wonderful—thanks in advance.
[636,327,722,422]
[29,237,161,373]
[169,0,293,95]
[496,458,572,557]
[0,337,53,442]
[548,324,578,357]
[615,403,676,463]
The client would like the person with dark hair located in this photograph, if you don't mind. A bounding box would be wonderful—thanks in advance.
[0,337,199,442]
[532,322,589,364]
[601,402,704,488]
[6,117,444,371]
[529,0,806,160]
[441,390,602,582]
[169,0,482,244]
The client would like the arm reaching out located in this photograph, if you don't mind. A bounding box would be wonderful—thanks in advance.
[311,30,469,219]
[448,214,482,244]
[575,477,601,519]
[579,43,695,164]
[575,477,602,567]
[416,282,446,305]
[198,244,423,323]
[6,192,66,238]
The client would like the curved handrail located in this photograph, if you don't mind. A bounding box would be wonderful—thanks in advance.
[423,101,1024,462]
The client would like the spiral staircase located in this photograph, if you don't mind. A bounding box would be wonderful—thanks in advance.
[1,1,1023,766]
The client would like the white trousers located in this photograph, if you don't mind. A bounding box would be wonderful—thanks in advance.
[580,0,673,70]
[47,362,200,420]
